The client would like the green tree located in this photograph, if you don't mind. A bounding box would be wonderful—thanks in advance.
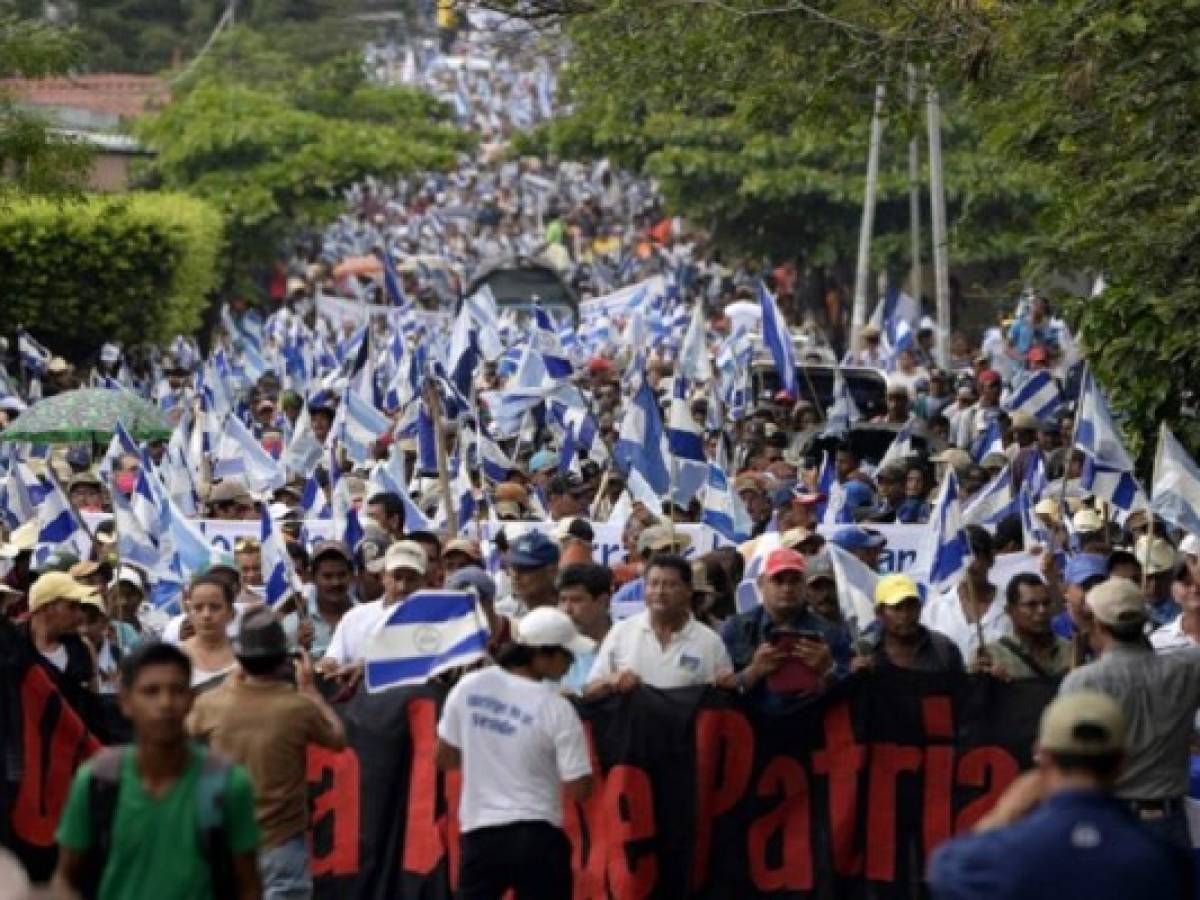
[0,7,93,194]
[135,30,471,291]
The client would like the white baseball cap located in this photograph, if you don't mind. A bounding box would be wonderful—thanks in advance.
[516,607,595,657]
[368,540,429,575]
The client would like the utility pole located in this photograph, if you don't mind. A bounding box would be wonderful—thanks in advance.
[926,71,951,369]
[907,65,922,301]
[850,81,887,352]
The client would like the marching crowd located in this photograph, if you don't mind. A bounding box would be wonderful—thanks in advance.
[3,11,1200,900]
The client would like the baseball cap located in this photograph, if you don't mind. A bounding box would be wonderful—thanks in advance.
[977,369,1001,386]
[1010,411,1040,432]
[0,522,38,558]
[805,552,835,583]
[208,479,254,506]
[830,526,886,552]
[553,518,594,543]
[1086,577,1148,627]
[115,566,146,593]
[1072,508,1104,533]
[311,539,354,568]
[1026,346,1049,364]
[1038,690,1126,756]
[443,538,484,562]
[28,572,94,613]
[637,525,692,555]
[875,573,920,607]
[446,566,496,605]
[233,607,288,659]
[1134,535,1177,576]
[67,471,102,490]
[930,448,972,472]
[68,560,102,579]
[780,527,820,551]
[528,450,558,473]
[369,540,428,575]
[507,531,561,569]
[763,548,806,578]
[1064,553,1108,586]
[515,607,595,657]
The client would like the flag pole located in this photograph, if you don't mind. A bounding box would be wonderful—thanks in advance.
[850,81,887,355]
[926,69,951,369]
[425,382,458,535]
[907,63,922,299]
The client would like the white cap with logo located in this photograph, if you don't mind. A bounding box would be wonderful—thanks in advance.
[516,607,596,657]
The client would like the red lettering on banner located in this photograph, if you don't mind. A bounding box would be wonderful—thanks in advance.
[603,765,657,899]
[810,700,865,876]
[864,743,922,881]
[921,696,955,858]
[692,708,754,889]
[747,756,813,892]
[10,667,99,847]
[306,747,360,876]
[563,723,608,899]
[954,747,1019,832]
[403,697,445,875]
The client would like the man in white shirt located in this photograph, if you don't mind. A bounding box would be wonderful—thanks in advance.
[318,540,427,678]
[436,607,594,899]
[584,554,735,696]
[921,525,1012,663]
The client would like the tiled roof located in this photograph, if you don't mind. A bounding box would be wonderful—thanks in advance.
[0,74,169,118]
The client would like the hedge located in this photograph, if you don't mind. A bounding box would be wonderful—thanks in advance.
[0,192,223,355]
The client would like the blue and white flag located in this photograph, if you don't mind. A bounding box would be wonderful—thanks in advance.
[665,377,708,505]
[260,506,301,610]
[363,590,490,692]
[877,419,917,470]
[758,281,797,398]
[300,472,331,520]
[826,544,881,633]
[380,245,410,307]
[532,308,573,379]
[1018,482,1051,550]
[923,470,971,594]
[972,417,1004,464]
[34,479,92,565]
[1075,369,1143,511]
[614,379,670,496]
[339,387,392,465]
[702,463,752,543]
[17,330,51,375]
[677,301,711,384]
[1005,370,1061,422]
[962,465,1015,527]
[1150,423,1200,537]
[283,404,323,478]
[214,414,285,494]
[823,368,862,438]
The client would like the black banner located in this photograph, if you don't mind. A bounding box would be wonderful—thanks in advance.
[307,672,1059,899]
[0,626,1058,897]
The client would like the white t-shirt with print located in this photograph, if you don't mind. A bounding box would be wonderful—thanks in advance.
[437,666,591,832]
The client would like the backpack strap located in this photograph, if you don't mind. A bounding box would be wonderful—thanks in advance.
[195,748,236,900]
[82,747,129,900]
[998,637,1053,679]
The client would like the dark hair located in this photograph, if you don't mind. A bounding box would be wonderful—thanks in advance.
[1107,550,1141,575]
[189,573,235,607]
[1173,559,1193,584]
[368,492,405,531]
[1100,620,1146,644]
[557,563,612,597]
[966,525,994,560]
[494,641,566,669]
[406,530,442,555]
[993,514,1024,552]
[120,641,192,689]
[312,551,353,574]
[238,654,289,678]
[1045,750,1123,780]
[286,541,310,575]
[645,553,692,585]
[835,444,860,462]
[1005,572,1045,606]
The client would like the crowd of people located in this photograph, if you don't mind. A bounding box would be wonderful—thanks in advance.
[2,9,1200,900]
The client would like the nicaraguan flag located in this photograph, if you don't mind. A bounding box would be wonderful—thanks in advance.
[380,244,410,307]
[260,506,300,610]
[823,368,862,438]
[1005,370,1062,421]
[962,465,1015,527]
[1075,369,1143,511]
[826,544,881,634]
[614,379,670,496]
[877,419,917,470]
[214,413,285,494]
[339,387,392,465]
[1150,423,1200,537]
[17,330,51,375]
[971,417,1004,464]
[363,590,490,692]
[34,479,92,565]
[702,463,752,543]
[532,308,573,379]
[758,281,798,398]
[923,469,971,594]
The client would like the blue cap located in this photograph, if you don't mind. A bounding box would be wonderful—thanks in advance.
[1064,553,1108,586]
[446,566,497,605]
[507,531,560,569]
[830,526,887,551]
[528,450,558,473]
[843,481,875,510]
[66,445,92,468]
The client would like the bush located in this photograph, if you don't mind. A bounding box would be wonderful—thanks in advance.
[0,192,223,354]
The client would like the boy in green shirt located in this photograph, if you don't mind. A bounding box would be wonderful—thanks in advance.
[55,641,262,900]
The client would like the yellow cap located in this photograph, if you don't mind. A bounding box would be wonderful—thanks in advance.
[875,573,920,607]
[28,572,95,613]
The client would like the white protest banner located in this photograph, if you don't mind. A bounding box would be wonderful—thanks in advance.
[316,293,449,333]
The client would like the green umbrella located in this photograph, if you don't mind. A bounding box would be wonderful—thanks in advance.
[0,388,174,444]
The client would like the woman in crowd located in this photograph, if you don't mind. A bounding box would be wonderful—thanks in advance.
[179,573,239,690]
